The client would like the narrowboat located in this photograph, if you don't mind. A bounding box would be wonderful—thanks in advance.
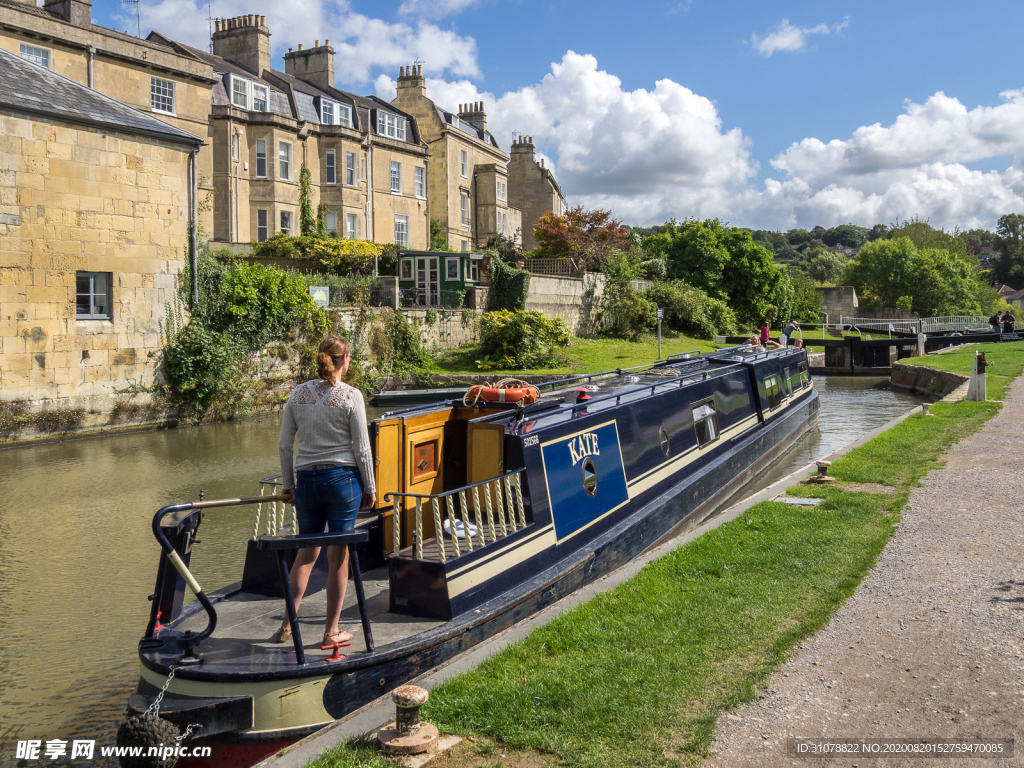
[128,344,817,766]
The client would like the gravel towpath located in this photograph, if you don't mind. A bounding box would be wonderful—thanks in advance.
[703,377,1024,768]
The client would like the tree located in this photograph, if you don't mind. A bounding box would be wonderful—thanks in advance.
[843,237,983,316]
[533,206,631,270]
[645,219,793,325]
[790,274,823,322]
[821,224,867,248]
[866,223,889,241]
[299,165,315,236]
[807,250,847,283]
[994,213,1024,288]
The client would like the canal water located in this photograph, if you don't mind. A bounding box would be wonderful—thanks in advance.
[0,376,922,761]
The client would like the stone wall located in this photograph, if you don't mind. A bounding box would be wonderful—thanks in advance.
[890,361,969,399]
[0,111,194,412]
[525,273,604,335]
[816,286,858,324]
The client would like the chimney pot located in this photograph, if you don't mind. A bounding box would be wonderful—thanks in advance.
[298,43,303,50]
[400,66,405,76]
[325,39,330,45]
[247,14,253,25]
[260,15,266,26]
[418,64,422,75]
[315,40,320,47]
[214,18,220,31]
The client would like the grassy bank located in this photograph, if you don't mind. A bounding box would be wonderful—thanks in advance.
[427,333,718,377]
[899,341,1024,400]
[307,355,1019,768]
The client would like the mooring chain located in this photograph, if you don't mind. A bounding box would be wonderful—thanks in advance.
[144,667,177,717]
[176,723,203,742]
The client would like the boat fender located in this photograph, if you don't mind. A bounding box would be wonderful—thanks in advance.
[115,713,180,768]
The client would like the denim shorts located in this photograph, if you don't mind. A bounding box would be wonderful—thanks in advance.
[294,465,362,534]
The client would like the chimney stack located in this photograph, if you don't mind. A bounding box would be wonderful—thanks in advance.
[458,100,487,134]
[212,14,271,77]
[283,39,335,90]
[43,0,92,26]
[395,62,427,100]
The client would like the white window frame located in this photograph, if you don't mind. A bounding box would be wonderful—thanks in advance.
[231,76,249,109]
[279,142,291,181]
[231,133,239,161]
[445,257,460,281]
[252,84,268,112]
[321,99,336,125]
[497,180,507,201]
[460,149,468,178]
[390,161,402,194]
[256,209,268,242]
[415,166,425,198]
[345,152,357,186]
[461,240,469,252]
[469,259,479,281]
[377,111,406,140]
[325,211,337,235]
[400,258,414,280]
[280,210,293,235]
[150,76,175,115]
[460,193,470,227]
[394,214,409,247]
[346,213,358,240]
[325,149,336,184]
[76,271,112,320]
[255,139,267,178]
[337,103,353,128]
[19,44,50,69]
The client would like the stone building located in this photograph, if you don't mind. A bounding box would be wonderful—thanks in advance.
[391,65,521,251]
[0,0,217,231]
[508,135,566,251]
[0,47,203,410]
[150,19,430,250]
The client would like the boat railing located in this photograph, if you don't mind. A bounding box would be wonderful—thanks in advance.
[557,362,742,418]
[384,468,527,563]
[255,476,297,538]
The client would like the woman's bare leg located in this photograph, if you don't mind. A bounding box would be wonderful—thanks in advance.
[324,544,352,641]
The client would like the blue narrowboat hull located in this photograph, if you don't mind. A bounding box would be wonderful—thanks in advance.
[132,347,818,752]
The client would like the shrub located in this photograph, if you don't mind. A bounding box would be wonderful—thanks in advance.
[477,310,570,370]
[601,254,656,340]
[424,309,438,326]
[366,309,428,368]
[644,280,738,338]
[487,256,531,311]
[249,233,382,275]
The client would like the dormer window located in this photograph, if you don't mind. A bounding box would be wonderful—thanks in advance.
[229,76,268,112]
[377,111,406,140]
[320,99,352,127]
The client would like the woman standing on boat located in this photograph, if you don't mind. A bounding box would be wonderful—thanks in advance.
[275,336,376,646]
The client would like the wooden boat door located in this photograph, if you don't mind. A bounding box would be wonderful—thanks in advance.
[467,422,504,511]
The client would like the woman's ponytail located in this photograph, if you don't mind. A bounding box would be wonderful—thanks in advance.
[316,336,350,383]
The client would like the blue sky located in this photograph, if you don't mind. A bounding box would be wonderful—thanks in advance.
[95,0,1024,230]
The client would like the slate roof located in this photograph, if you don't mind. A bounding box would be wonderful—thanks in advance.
[435,106,499,148]
[0,46,202,145]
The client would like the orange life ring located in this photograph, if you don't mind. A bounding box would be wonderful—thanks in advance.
[466,385,539,404]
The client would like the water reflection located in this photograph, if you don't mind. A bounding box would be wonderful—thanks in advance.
[0,381,921,753]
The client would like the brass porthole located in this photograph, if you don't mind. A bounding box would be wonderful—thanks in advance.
[581,457,598,498]
[659,427,670,457]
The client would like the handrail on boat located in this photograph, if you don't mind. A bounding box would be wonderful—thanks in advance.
[384,468,527,563]
[148,493,288,655]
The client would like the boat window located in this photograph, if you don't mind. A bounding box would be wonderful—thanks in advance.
[797,361,809,389]
[692,400,719,447]
[581,457,598,497]
[782,369,793,397]
[764,375,782,410]
[659,426,671,457]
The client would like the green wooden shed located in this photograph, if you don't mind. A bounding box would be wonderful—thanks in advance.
[397,250,485,307]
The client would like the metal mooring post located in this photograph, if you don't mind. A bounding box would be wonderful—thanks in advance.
[376,685,439,756]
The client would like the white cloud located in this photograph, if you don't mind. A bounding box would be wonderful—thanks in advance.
[750,17,848,57]
[131,0,479,83]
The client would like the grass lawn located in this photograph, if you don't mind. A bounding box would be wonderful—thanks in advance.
[898,341,1024,401]
[427,332,718,377]
[308,373,1018,768]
